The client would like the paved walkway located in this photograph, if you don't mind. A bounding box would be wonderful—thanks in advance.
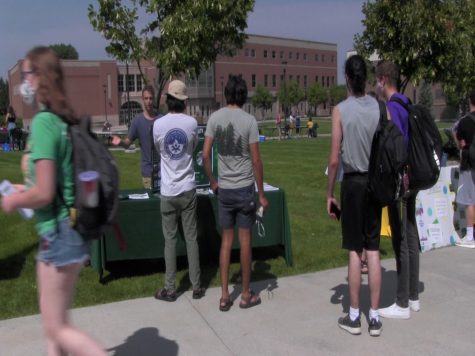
[1,246,473,355]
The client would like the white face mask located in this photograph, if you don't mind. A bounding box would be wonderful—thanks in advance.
[19,80,36,106]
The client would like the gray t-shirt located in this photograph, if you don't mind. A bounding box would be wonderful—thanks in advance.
[205,107,259,189]
[337,95,379,173]
[128,112,160,177]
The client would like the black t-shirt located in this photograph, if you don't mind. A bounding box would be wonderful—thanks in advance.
[456,111,475,170]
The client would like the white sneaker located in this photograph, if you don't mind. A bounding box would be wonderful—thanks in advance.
[378,303,410,319]
[409,299,420,312]
[456,237,475,249]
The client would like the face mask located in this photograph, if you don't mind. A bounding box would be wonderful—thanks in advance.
[20,80,36,106]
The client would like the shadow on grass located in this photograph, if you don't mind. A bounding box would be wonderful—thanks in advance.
[0,243,37,280]
[108,327,178,356]
[330,266,425,321]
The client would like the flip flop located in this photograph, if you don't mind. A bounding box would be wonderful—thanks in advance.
[219,297,233,312]
[239,290,261,309]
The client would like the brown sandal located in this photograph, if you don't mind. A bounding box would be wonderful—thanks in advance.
[239,290,261,309]
[219,298,233,312]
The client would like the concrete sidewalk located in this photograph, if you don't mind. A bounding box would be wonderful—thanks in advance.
[1,246,473,355]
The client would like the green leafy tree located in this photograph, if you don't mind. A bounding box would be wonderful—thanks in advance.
[88,0,254,100]
[418,81,433,111]
[251,84,273,120]
[0,78,8,116]
[328,85,347,107]
[278,80,305,115]
[49,43,79,59]
[307,82,327,115]
[355,0,463,93]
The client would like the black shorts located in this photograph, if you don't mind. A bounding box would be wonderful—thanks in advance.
[341,173,381,252]
[218,184,256,229]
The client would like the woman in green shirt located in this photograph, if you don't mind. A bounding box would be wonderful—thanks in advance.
[1,47,106,356]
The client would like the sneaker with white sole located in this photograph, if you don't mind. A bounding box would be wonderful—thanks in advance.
[456,237,475,249]
[337,314,361,335]
[379,302,410,319]
[409,299,420,312]
[368,318,383,336]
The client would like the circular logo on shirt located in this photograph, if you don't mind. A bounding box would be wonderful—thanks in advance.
[164,128,188,160]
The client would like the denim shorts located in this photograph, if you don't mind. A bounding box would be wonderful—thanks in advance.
[218,184,256,229]
[36,218,91,267]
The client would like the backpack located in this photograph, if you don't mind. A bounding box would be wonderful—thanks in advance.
[389,97,443,191]
[466,113,475,169]
[368,100,408,207]
[66,116,120,240]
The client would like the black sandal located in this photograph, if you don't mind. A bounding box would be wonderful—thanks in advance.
[192,287,205,300]
[219,297,233,312]
[154,288,177,302]
[239,290,261,309]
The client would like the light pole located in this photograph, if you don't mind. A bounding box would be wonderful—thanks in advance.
[281,61,288,117]
[220,76,224,107]
[103,84,108,123]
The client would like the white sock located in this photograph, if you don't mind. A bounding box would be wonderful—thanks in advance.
[467,227,474,241]
[349,307,359,321]
[369,308,379,322]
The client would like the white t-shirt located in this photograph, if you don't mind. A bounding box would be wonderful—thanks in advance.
[153,113,198,196]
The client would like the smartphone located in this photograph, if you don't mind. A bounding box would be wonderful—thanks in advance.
[330,201,341,220]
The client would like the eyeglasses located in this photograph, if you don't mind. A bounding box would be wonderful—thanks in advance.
[21,70,34,81]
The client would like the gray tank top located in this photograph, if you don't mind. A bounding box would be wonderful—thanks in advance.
[337,95,380,173]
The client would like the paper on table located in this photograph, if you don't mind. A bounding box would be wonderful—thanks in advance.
[263,182,279,191]
[128,192,150,199]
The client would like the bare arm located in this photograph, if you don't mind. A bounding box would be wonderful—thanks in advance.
[326,106,342,219]
[111,135,132,149]
[202,136,218,193]
[250,142,269,212]
[1,159,56,213]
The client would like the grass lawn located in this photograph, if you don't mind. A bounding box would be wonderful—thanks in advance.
[0,135,402,320]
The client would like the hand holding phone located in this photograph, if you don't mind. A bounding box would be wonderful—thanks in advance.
[330,201,341,221]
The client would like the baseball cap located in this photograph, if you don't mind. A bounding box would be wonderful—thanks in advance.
[167,80,188,100]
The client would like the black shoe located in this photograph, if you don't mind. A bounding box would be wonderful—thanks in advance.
[368,318,382,337]
[154,288,177,302]
[337,314,361,335]
[192,287,205,300]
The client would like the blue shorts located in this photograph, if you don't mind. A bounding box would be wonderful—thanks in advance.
[218,184,256,229]
[36,218,91,267]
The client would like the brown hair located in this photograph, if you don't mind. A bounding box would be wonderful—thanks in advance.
[26,46,78,124]
[142,85,155,98]
[375,60,400,88]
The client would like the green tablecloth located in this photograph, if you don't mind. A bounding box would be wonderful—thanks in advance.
[90,189,292,278]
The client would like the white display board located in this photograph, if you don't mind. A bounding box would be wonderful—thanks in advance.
[415,166,458,252]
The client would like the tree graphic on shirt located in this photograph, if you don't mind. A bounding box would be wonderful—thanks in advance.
[216,123,244,156]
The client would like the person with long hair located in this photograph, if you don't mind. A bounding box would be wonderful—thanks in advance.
[1,46,106,356]
[326,55,383,336]
[4,105,17,145]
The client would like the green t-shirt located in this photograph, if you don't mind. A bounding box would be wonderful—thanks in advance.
[27,111,74,235]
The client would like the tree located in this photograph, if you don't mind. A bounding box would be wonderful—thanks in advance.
[0,78,8,115]
[251,85,273,120]
[49,43,79,59]
[88,0,254,100]
[328,85,347,107]
[307,82,327,116]
[278,80,305,115]
[354,0,464,94]
[418,81,433,111]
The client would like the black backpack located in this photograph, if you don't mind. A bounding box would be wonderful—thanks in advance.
[66,116,120,240]
[390,97,442,191]
[465,113,475,169]
[368,100,408,207]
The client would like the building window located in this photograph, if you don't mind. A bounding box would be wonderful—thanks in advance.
[321,76,325,87]
[315,54,319,61]
[303,53,307,61]
[280,51,284,59]
[331,55,335,63]
[251,49,256,58]
[264,74,268,87]
[297,75,300,85]
[136,74,142,92]
[322,54,325,62]
[272,74,276,87]
[127,74,135,92]
[118,74,124,92]
[280,74,284,83]
[304,75,307,87]
[252,74,256,87]
[296,52,300,60]
[245,48,250,57]
[331,76,335,85]
[315,76,319,84]
[289,52,293,59]
[327,76,330,87]
[289,75,293,81]
[272,50,276,58]
[264,50,268,58]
